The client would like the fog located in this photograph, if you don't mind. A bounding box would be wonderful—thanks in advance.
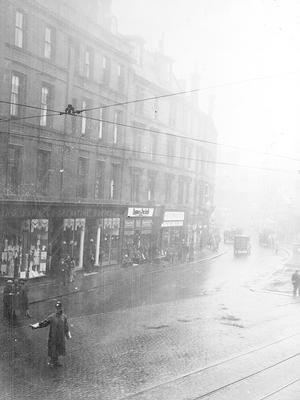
[113,0,300,238]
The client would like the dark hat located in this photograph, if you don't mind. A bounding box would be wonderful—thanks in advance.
[55,300,63,309]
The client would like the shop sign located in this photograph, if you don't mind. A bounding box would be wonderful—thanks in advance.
[128,207,154,218]
[162,220,184,227]
[163,211,185,221]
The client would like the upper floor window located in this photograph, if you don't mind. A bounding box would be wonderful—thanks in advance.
[113,111,122,144]
[40,86,51,127]
[7,146,22,194]
[110,163,120,200]
[135,86,144,115]
[44,27,54,59]
[15,11,24,48]
[37,150,51,195]
[10,74,20,116]
[167,138,175,166]
[150,134,157,161]
[77,157,89,198]
[147,171,156,201]
[85,50,91,79]
[165,173,173,203]
[81,100,87,134]
[95,160,105,200]
[98,108,103,140]
[131,169,141,203]
[102,56,110,84]
[117,64,124,90]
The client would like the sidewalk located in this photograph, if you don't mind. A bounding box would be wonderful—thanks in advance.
[22,247,226,306]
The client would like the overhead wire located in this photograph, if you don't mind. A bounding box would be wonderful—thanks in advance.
[0,129,295,174]
[1,100,299,164]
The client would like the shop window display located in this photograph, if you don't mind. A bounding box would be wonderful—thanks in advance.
[62,218,85,269]
[101,218,120,266]
[0,218,49,279]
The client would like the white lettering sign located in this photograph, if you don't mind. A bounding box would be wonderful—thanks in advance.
[163,211,185,221]
[162,221,184,227]
[128,207,154,217]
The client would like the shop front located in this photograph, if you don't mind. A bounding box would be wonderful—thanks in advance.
[123,207,154,264]
[160,210,187,262]
[0,201,126,279]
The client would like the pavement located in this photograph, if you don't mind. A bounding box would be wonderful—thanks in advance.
[8,247,226,307]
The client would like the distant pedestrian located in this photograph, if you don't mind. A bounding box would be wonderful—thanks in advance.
[292,270,300,297]
[3,280,14,319]
[19,279,31,318]
[30,300,71,367]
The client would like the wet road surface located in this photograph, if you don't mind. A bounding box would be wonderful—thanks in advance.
[1,245,299,400]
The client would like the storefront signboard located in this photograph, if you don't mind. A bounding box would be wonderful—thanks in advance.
[163,211,185,222]
[162,220,184,227]
[128,207,154,218]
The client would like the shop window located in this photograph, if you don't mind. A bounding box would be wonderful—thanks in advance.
[101,218,120,265]
[7,146,22,195]
[62,218,85,268]
[37,150,51,195]
[77,157,89,198]
[0,218,48,279]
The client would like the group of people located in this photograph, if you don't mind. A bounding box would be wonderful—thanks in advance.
[3,278,30,321]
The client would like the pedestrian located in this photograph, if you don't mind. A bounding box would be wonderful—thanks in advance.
[291,270,300,297]
[3,280,14,319]
[19,279,31,318]
[69,257,75,283]
[30,300,71,367]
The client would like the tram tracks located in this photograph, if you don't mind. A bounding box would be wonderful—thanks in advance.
[117,331,300,400]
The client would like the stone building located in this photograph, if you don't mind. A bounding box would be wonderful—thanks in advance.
[0,0,217,280]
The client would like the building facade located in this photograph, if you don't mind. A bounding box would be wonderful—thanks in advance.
[0,0,217,279]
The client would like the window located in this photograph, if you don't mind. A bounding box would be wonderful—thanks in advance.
[186,146,192,169]
[98,108,103,139]
[113,111,118,144]
[113,111,122,144]
[169,103,177,127]
[135,87,144,115]
[37,150,50,194]
[15,11,24,48]
[102,56,110,84]
[147,171,156,201]
[95,160,105,199]
[167,138,175,166]
[85,50,90,79]
[81,100,87,134]
[110,164,120,200]
[118,64,124,90]
[150,134,157,161]
[71,98,77,134]
[180,144,186,168]
[177,176,184,204]
[77,157,89,198]
[134,132,141,159]
[40,86,50,127]
[131,169,140,203]
[44,27,55,60]
[10,74,20,116]
[165,174,173,203]
[7,146,22,194]
[185,179,190,204]
[154,98,159,119]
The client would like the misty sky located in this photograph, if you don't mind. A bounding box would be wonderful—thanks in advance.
[112,0,300,169]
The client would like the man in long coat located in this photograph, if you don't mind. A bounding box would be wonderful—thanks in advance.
[31,301,71,367]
